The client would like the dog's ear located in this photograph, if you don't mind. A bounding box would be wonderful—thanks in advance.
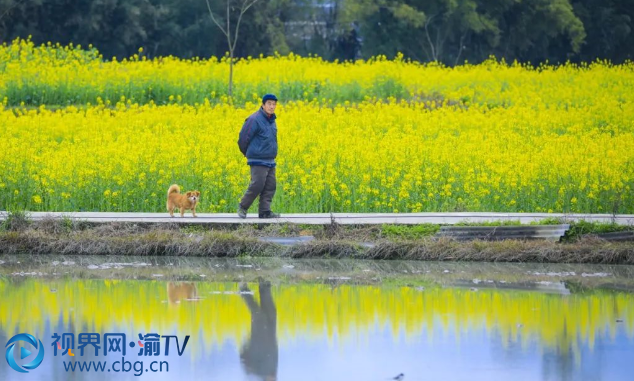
[185,191,192,196]
[194,191,200,196]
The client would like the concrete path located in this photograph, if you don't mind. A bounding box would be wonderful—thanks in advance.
[1,212,633,225]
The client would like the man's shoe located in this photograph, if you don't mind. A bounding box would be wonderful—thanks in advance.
[237,206,248,219]
[258,211,280,219]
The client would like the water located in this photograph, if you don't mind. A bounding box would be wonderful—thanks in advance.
[0,255,633,380]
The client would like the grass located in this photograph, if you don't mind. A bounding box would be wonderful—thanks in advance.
[0,210,30,231]
[564,220,634,241]
[380,224,439,239]
[0,217,633,263]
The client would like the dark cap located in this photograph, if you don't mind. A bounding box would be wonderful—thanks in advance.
[262,93,278,104]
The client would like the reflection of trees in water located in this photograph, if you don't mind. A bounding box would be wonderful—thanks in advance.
[240,280,278,381]
[0,331,8,380]
[540,326,607,381]
[541,335,576,381]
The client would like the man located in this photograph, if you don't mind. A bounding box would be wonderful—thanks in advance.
[237,93,280,219]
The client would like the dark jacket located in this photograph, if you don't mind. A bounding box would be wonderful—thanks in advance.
[238,108,278,160]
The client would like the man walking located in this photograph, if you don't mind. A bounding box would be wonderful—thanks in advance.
[237,94,280,219]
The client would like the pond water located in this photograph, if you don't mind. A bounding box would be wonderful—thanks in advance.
[0,255,633,380]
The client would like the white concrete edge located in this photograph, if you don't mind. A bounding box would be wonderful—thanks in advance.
[1,211,633,225]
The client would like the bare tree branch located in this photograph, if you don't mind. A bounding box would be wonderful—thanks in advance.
[0,0,24,22]
[206,0,260,54]
[231,0,260,52]
[454,31,468,67]
[418,36,432,62]
[424,14,437,61]
[439,17,452,59]
[435,23,441,58]
[204,0,260,97]
[226,0,230,51]
[205,0,229,38]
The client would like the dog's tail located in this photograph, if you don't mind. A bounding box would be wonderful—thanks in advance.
[168,184,180,196]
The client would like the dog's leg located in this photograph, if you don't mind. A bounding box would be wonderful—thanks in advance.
[168,205,174,217]
[180,207,185,217]
[192,205,197,217]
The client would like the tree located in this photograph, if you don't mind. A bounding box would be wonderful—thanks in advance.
[340,0,591,65]
[417,0,501,65]
[0,0,630,65]
[571,0,634,63]
[340,0,502,64]
[205,0,260,98]
[495,0,586,63]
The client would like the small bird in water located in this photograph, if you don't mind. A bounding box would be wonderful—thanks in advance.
[391,373,405,381]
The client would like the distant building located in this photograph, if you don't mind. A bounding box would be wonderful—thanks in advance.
[284,0,361,59]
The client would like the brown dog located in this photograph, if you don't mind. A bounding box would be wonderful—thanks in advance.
[166,184,200,217]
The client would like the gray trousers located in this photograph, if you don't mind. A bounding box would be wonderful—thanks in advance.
[239,166,276,213]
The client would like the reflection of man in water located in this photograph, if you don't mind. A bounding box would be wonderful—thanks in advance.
[240,279,278,381]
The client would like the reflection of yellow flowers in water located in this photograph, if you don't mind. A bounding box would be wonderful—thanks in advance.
[0,279,632,360]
